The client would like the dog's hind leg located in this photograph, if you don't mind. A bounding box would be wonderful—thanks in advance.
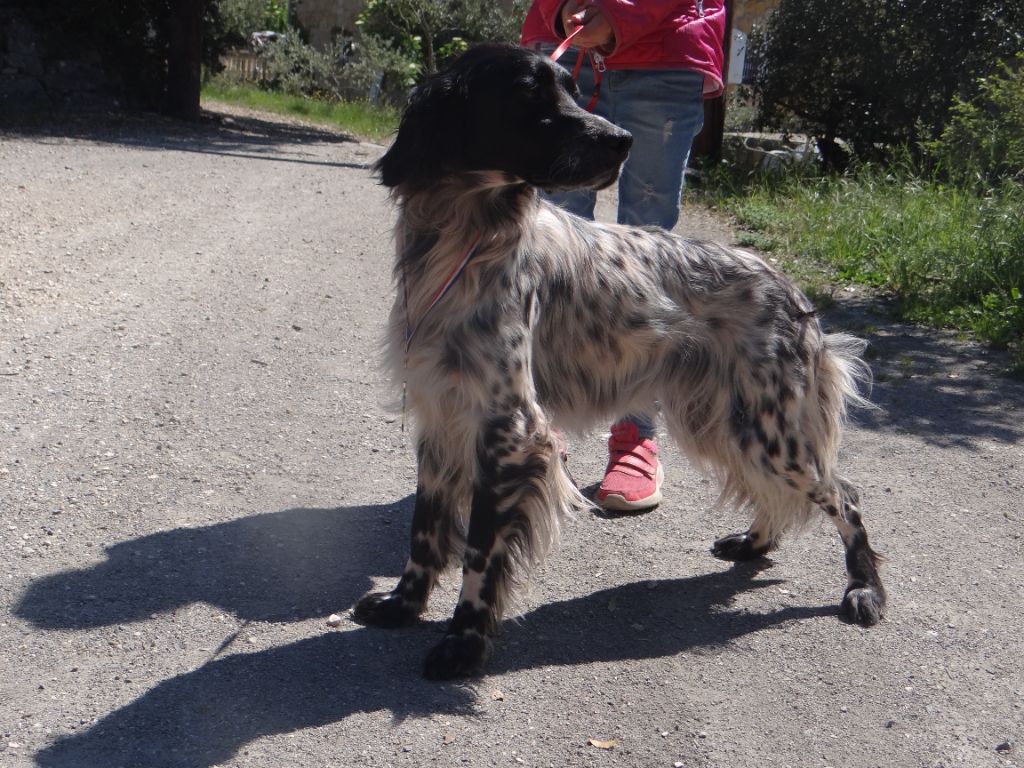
[422,405,568,679]
[711,511,777,561]
[814,477,886,625]
[353,437,463,628]
[704,381,884,625]
[712,466,885,625]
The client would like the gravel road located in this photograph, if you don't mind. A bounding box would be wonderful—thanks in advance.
[1,106,1022,768]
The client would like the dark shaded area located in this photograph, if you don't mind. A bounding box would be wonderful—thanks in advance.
[1,0,222,117]
[749,0,1024,166]
[824,297,1024,449]
[15,501,413,629]
[34,626,477,768]
[25,519,813,768]
[0,108,372,171]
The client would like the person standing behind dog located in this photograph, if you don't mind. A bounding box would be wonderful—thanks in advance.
[521,0,726,512]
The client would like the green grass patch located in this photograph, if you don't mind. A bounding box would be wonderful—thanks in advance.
[700,167,1024,369]
[201,81,400,142]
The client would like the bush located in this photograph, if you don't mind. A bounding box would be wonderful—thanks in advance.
[259,36,339,98]
[217,0,289,47]
[338,34,421,106]
[356,0,528,77]
[258,34,417,107]
[926,55,1024,186]
[749,0,1024,168]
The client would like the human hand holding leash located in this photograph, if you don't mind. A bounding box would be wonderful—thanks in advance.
[560,0,614,49]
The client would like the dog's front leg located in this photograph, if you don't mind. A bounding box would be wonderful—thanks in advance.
[423,406,553,679]
[354,437,461,628]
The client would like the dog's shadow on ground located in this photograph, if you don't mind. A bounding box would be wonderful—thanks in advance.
[15,501,413,629]
[17,499,828,768]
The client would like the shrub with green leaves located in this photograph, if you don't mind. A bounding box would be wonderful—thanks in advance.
[926,55,1024,186]
[257,34,417,107]
[356,0,528,77]
[335,34,421,106]
[749,0,1024,168]
[218,0,289,46]
[259,35,340,99]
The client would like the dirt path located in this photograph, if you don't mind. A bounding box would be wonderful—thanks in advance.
[1,107,1021,768]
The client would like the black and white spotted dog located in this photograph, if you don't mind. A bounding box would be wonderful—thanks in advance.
[354,43,886,679]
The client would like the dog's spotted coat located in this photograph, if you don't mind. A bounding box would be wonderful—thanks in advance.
[353,44,886,679]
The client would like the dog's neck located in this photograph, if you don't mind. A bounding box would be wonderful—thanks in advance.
[393,172,537,245]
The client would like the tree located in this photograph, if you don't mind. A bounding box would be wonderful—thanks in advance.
[167,0,206,120]
[927,54,1024,185]
[13,0,223,118]
[357,0,527,77]
[749,0,1024,168]
[218,0,289,48]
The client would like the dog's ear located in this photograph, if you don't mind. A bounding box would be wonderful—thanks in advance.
[375,73,465,189]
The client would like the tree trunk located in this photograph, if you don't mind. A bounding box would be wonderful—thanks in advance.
[166,0,204,120]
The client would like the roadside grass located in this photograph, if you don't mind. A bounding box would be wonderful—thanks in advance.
[200,81,400,142]
[700,166,1024,372]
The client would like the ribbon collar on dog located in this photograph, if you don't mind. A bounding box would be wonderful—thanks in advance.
[403,234,483,351]
[399,234,484,432]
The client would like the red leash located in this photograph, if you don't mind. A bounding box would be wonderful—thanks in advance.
[548,4,604,112]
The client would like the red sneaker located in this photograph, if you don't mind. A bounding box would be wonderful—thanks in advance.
[597,422,663,511]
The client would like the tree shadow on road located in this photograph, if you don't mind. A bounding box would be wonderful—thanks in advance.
[1,107,375,170]
[20,503,828,768]
[824,297,1024,449]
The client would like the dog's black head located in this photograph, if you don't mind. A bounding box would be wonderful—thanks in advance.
[376,43,632,193]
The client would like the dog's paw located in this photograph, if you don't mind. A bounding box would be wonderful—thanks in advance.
[711,532,771,562]
[422,632,490,680]
[840,585,886,626]
[352,591,421,628]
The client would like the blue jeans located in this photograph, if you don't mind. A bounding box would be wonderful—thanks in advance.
[548,60,706,230]
[548,56,706,438]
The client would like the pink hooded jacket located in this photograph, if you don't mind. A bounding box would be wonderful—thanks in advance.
[520,0,726,97]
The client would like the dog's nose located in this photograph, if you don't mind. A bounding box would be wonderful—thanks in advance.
[608,129,632,156]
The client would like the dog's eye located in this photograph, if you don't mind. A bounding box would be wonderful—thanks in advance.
[539,118,553,127]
